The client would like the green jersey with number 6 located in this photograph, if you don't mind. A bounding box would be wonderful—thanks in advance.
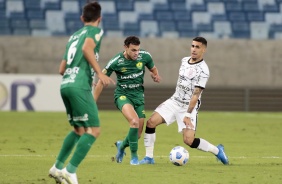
[103,50,155,99]
[61,25,103,90]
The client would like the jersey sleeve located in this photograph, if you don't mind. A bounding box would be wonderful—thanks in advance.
[104,54,119,76]
[195,63,210,89]
[143,51,155,69]
[86,28,104,45]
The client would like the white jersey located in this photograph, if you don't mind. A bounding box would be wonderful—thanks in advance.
[170,56,210,108]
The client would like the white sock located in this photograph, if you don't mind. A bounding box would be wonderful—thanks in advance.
[197,138,219,155]
[144,133,156,158]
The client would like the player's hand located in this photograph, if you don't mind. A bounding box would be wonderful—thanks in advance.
[98,73,115,87]
[183,117,194,130]
[150,72,161,83]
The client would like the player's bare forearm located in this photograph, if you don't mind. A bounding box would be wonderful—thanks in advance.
[187,87,203,113]
[150,66,161,83]
[93,80,104,101]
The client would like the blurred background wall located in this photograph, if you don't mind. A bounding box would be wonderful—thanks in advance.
[0,0,282,111]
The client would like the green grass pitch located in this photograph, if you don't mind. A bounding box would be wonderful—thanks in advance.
[0,111,282,184]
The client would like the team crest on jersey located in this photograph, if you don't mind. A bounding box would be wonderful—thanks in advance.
[121,67,127,72]
[136,62,143,70]
[119,96,127,100]
[187,67,197,79]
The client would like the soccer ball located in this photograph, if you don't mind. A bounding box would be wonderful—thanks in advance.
[169,146,189,166]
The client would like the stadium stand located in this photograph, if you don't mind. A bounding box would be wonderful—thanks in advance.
[0,0,282,39]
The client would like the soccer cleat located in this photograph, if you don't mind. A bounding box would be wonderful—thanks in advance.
[61,168,78,184]
[49,165,66,184]
[115,141,126,163]
[216,144,229,165]
[130,157,139,165]
[139,156,155,165]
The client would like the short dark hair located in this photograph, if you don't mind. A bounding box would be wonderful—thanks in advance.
[82,1,101,22]
[124,36,140,47]
[193,37,207,47]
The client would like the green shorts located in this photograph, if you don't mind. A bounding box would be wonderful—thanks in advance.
[115,95,146,118]
[60,87,100,127]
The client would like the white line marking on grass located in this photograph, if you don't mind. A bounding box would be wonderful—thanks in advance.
[0,155,280,159]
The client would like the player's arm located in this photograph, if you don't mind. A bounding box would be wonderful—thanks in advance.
[149,66,161,83]
[59,59,67,75]
[93,79,104,102]
[184,87,203,129]
[82,38,115,86]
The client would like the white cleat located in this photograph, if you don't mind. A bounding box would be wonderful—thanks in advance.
[49,165,66,184]
[61,168,78,184]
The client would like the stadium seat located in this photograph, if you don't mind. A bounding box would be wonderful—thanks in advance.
[213,21,231,38]
[243,2,260,12]
[138,13,154,21]
[46,10,65,33]
[250,22,269,39]
[24,0,41,10]
[177,21,194,32]
[140,20,159,37]
[44,2,61,11]
[207,2,225,14]
[119,11,138,28]
[134,1,153,14]
[153,3,170,11]
[159,21,176,32]
[173,11,191,21]
[123,22,140,31]
[263,4,279,12]
[13,28,31,35]
[179,31,198,38]
[154,11,173,21]
[99,1,116,13]
[190,3,207,12]
[27,10,45,20]
[247,12,265,22]
[170,2,186,11]
[197,23,213,32]
[228,12,246,22]
[225,2,242,11]
[29,19,47,30]
[116,1,134,11]
[211,14,227,21]
[9,12,26,19]
[61,1,79,13]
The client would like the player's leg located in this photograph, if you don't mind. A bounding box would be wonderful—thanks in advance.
[181,111,229,165]
[120,103,140,165]
[139,112,164,164]
[140,99,176,164]
[49,88,81,183]
[61,88,101,183]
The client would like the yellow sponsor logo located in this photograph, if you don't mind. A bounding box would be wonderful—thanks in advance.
[136,62,143,70]
[121,67,127,72]
[119,96,127,100]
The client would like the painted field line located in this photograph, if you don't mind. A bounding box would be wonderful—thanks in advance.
[0,154,280,159]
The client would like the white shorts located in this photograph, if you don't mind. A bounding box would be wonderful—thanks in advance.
[155,98,198,132]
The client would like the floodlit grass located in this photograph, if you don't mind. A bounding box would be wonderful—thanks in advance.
[0,111,282,184]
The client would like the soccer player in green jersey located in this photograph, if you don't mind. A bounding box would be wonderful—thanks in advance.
[94,36,161,165]
[48,2,115,184]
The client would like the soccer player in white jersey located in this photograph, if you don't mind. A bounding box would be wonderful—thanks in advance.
[139,37,229,165]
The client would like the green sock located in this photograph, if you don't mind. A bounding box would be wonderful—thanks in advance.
[67,133,96,173]
[128,128,138,159]
[55,131,80,169]
[120,136,129,150]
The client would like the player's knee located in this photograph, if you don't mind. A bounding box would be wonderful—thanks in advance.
[130,118,139,128]
[146,118,157,128]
